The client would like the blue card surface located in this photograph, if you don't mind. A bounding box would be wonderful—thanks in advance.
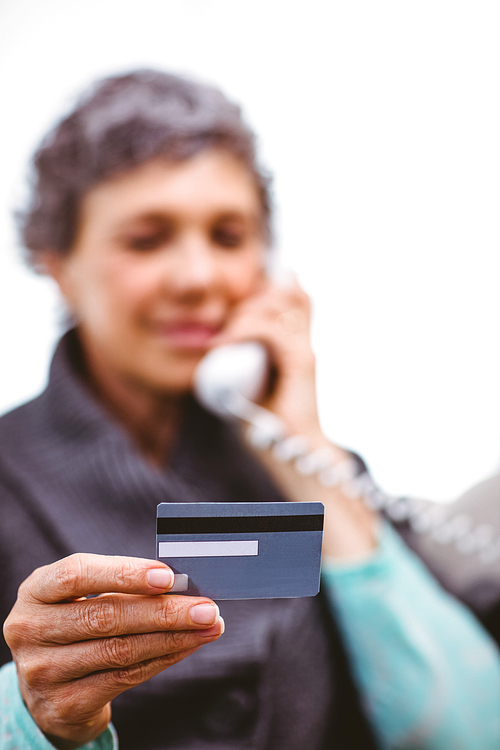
[156,502,324,600]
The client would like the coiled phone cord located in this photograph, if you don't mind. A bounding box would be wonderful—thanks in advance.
[225,392,500,565]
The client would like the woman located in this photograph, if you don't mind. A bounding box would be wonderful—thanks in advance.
[0,70,499,750]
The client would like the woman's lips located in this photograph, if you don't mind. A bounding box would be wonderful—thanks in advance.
[152,322,221,349]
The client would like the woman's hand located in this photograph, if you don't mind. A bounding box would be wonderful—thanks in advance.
[215,277,323,440]
[3,554,224,750]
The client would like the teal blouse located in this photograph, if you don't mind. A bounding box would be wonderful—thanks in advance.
[0,660,116,750]
[2,522,500,749]
[322,522,500,749]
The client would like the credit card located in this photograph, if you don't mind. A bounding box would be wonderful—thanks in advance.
[156,502,324,600]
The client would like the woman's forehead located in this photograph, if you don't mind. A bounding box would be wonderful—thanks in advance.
[79,150,264,229]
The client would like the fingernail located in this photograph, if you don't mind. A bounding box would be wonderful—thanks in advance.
[190,602,219,625]
[198,617,225,638]
[146,567,174,590]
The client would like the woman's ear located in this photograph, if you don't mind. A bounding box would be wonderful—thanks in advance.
[35,249,64,280]
[35,250,75,307]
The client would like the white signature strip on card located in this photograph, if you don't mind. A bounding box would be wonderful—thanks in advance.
[158,540,259,558]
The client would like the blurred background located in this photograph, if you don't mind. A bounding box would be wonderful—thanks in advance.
[0,0,499,502]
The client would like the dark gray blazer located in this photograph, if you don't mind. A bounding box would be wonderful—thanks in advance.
[0,331,377,750]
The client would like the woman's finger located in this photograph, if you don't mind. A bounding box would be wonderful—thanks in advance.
[215,284,310,344]
[22,621,224,684]
[90,648,204,701]
[19,553,176,604]
[7,593,221,646]
[47,646,204,729]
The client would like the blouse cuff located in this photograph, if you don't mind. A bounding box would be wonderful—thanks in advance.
[0,661,118,750]
[321,518,395,581]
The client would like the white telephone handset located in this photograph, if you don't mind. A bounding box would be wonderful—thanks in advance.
[193,341,269,418]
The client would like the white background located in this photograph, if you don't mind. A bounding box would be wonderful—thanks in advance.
[0,0,499,501]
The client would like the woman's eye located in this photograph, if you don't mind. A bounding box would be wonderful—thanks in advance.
[124,230,170,251]
[212,226,244,248]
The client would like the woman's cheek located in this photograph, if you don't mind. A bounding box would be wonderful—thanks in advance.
[229,262,266,301]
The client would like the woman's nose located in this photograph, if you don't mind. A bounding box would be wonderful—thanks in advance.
[163,237,218,300]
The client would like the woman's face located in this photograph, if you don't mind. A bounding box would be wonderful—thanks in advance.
[48,150,267,393]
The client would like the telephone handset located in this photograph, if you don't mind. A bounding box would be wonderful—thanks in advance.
[193,341,270,419]
[193,340,286,447]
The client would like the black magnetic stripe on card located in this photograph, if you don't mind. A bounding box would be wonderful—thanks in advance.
[156,514,324,535]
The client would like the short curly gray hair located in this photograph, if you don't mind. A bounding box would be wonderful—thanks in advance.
[20,69,272,266]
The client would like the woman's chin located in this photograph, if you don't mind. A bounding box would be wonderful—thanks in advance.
[141,356,202,396]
